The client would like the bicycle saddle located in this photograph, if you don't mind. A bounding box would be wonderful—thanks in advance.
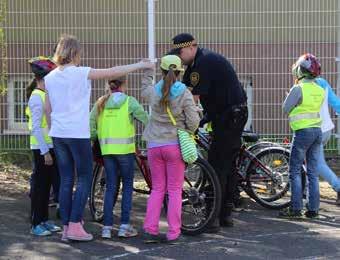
[242,131,259,142]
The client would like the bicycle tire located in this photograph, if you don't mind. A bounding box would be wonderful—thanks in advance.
[164,156,221,236]
[247,141,280,155]
[89,163,120,222]
[245,146,301,210]
[258,148,306,203]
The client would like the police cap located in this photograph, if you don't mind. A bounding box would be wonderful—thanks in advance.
[169,33,196,55]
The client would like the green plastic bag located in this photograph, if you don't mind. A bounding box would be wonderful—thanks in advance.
[167,106,198,164]
[177,128,198,163]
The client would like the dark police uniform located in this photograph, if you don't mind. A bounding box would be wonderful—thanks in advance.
[183,47,248,224]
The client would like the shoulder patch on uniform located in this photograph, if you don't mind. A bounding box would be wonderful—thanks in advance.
[190,72,200,87]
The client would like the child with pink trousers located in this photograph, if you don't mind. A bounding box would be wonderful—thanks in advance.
[141,55,200,243]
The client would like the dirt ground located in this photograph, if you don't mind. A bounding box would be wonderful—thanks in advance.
[1,157,339,200]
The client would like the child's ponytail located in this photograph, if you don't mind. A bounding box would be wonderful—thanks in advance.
[26,79,37,100]
[96,91,111,118]
[96,77,127,117]
[160,66,178,109]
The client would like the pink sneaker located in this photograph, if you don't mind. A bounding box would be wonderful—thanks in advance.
[61,225,69,242]
[67,222,93,241]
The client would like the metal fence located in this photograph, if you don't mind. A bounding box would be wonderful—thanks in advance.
[1,0,339,153]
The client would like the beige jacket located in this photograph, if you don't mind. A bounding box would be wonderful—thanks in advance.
[141,69,200,143]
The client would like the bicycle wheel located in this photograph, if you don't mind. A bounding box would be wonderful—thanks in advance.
[89,163,120,222]
[245,147,305,210]
[168,156,221,235]
[248,141,280,155]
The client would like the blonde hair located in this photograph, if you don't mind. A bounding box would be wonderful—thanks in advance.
[96,76,127,117]
[53,34,81,66]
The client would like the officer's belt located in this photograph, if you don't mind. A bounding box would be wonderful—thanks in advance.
[231,102,247,110]
[289,112,320,123]
[99,137,134,145]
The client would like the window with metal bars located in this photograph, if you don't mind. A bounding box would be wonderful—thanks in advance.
[5,77,30,134]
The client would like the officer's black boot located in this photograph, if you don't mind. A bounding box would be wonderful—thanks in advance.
[220,203,234,227]
[205,218,221,233]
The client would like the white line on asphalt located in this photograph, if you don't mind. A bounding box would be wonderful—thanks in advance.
[103,240,217,259]
[103,227,340,259]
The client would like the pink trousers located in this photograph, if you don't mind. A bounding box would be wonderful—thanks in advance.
[143,144,185,240]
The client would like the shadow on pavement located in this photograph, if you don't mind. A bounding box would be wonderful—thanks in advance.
[1,194,340,259]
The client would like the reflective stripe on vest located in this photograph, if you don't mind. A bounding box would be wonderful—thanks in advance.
[25,89,52,148]
[289,112,320,123]
[99,137,134,145]
[97,96,135,155]
[288,81,324,131]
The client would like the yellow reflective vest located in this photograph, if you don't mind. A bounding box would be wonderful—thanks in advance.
[25,89,52,149]
[97,97,135,155]
[288,81,325,131]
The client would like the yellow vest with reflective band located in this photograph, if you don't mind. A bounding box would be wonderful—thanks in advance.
[288,81,325,131]
[97,97,135,155]
[25,89,52,148]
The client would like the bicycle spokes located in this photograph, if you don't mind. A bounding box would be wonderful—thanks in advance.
[246,148,292,209]
[180,159,220,233]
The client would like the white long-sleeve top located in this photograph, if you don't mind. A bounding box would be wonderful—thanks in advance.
[28,93,53,154]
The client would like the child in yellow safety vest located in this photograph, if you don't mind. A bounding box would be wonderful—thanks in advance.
[25,56,61,236]
[90,76,148,239]
[280,53,325,219]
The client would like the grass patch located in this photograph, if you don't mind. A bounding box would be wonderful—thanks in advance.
[0,134,30,152]
[0,151,32,169]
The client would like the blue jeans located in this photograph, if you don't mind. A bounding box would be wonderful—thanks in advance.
[289,127,322,212]
[52,138,93,225]
[103,153,135,226]
[318,131,340,192]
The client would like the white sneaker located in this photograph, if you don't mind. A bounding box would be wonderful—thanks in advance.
[101,226,112,239]
[118,224,138,238]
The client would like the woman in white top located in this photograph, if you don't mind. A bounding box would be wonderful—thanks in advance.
[45,34,154,242]
[314,77,340,204]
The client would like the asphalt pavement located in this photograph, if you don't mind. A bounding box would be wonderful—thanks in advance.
[1,193,340,260]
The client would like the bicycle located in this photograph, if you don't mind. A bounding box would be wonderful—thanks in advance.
[89,129,305,236]
[196,129,306,210]
[89,146,221,236]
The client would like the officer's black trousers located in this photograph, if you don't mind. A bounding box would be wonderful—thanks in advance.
[31,149,58,227]
[208,107,248,221]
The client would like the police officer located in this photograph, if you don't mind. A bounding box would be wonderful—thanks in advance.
[169,33,248,231]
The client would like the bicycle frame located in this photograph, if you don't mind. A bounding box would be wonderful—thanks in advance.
[134,149,208,196]
[196,129,285,186]
[134,149,152,194]
[92,147,152,194]
[237,146,286,186]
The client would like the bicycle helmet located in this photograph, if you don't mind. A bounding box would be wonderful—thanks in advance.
[291,53,321,79]
[28,56,57,79]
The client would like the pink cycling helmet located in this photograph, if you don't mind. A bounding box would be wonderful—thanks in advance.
[291,53,321,79]
[28,56,57,79]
